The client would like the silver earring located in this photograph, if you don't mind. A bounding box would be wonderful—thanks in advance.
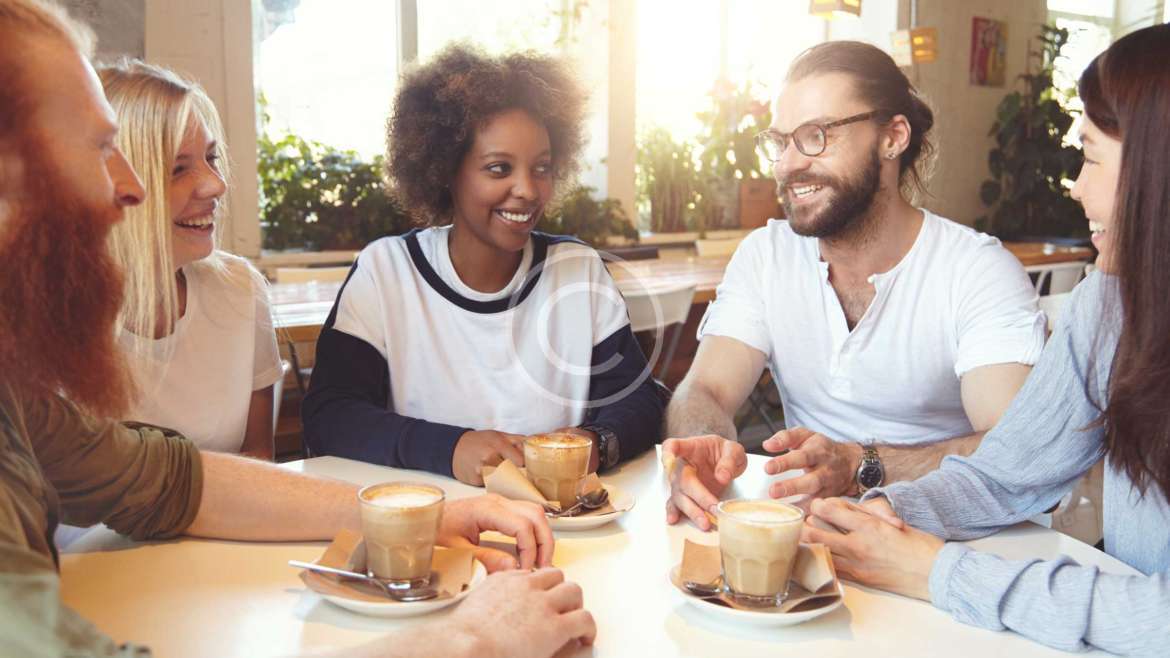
[886,152,897,160]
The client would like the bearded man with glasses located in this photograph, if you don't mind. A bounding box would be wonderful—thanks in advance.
[662,41,1046,530]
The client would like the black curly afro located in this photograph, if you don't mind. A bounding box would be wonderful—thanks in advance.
[385,43,589,224]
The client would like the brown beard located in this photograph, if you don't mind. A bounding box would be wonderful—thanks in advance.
[0,146,131,418]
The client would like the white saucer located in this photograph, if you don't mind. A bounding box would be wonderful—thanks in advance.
[547,484,635,531]
[669,565,845,628]
[320,559,486,618]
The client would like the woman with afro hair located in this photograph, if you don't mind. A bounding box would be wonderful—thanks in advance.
[303,44,664,485]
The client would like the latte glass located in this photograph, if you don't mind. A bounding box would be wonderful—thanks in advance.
[716,499,804,605]
[523,433,592,509]
[357,482,444,588]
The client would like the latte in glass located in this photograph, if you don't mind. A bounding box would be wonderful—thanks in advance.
[716,499,804,605]
[523,433,592,509]
[357,482,444,587]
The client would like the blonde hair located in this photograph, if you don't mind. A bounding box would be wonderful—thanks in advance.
[98,60,231,350]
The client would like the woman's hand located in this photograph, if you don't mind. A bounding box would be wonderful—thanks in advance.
[801,497,942,601]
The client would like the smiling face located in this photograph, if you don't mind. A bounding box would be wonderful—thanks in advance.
[449,108,554,254]
[1070,116,1122,273]
[168,114,226,269]
[771,73,886,238]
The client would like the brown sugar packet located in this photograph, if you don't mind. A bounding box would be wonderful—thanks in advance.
[297,528,475,602]
[676,539,841,613]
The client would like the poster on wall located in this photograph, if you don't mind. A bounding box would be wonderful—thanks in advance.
[970,17,1007,87]
[63,0,145,60]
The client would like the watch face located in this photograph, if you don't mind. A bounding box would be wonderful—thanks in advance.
[858,464,883,488]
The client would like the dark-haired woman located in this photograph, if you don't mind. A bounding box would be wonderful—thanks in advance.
[802,24,1170,655]
[302,45,663,484]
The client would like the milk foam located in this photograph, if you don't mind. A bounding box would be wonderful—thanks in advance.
[367,490,442,508]
[726,503,802,524]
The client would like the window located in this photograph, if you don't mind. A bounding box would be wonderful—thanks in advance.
[635,0,824,148]
[1047,1,1115,115]
[417,0,611,198]
[255,0,611,252]
[633,1,889,233]
[257,0,399,159]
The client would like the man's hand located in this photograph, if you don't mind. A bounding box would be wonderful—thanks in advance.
[445,568,596,658]
[439,494,554,572]
[801,497,941,601]
[662,435,747,530]
[762,428,863,498]
[452,430,528,486]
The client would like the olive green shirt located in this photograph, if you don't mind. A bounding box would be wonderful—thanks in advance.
[0,382,203,657]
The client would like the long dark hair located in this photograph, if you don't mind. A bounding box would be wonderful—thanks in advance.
[1081,23,1170,501]
[786,40,936,200]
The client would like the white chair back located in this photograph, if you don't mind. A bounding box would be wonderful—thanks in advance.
[624,285,695,333]
[275,266,351,284]
[1025,261,1088,296]
[1038,292,1071,334]
[694,238,741,258]
[624,285,696,381]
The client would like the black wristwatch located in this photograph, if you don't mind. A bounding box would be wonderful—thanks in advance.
[581,424,619,471]
[855,441,885,493]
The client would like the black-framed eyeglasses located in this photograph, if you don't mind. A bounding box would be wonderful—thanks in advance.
[755,110,885,161]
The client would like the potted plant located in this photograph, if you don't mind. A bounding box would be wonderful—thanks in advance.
[976,24,1087,242]
[695,79,782,230]
[258,126,413,251]
[536,184,638,247]
[636,127,706,234]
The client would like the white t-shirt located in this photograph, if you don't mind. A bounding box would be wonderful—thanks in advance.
[699,211,1046,445]
[330,226,631,435]
[119,253,283,453]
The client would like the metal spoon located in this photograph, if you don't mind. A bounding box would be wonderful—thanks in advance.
[682,575,724,599]
[289,560,439,602]
[553,488,610,517]
[682,576,733,607]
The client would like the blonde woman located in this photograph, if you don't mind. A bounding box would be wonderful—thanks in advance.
[100,61,283,460]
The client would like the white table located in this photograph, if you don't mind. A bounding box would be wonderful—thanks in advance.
[60,450,1132,657]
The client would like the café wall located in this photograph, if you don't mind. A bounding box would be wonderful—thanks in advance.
[895,0,1049,227]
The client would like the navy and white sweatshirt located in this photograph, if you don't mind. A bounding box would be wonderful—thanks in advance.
[302,227,664,477]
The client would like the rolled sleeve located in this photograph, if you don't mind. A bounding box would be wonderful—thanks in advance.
[953,244,1046,377]
[696,231,773,357]
[29,396,204,540]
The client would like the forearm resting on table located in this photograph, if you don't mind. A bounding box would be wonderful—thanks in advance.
[185,451,360,541]
[307,625,479,658]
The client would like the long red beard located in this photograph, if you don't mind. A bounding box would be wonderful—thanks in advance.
[0,149,132,418]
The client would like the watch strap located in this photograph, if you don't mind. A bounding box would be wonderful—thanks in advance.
[580,424,619,470]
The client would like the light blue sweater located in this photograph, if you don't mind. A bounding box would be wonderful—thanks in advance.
[866,272,1170,655]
